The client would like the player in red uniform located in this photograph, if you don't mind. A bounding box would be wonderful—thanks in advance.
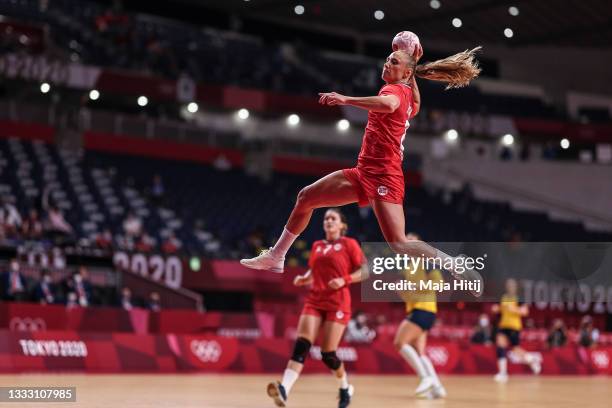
[266,208,366,408]
[241,41,482,282]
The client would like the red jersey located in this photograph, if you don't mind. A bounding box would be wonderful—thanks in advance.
[305,237,364,312]
[358,83,416,177]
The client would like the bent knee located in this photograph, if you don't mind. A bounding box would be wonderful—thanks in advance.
[296,186,315,208]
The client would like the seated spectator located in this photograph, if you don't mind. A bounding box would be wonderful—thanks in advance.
[578,315,599,348]
[66,292,79,308]
[1,259,27,301]
[344,311,376,343]
[119,287,133,310]
[162,232,182,254]
[0,196,22,238]
[123,211,142,238]
[135,233,155,253]
[471,314,493,345]
[116,234,135,251]
[64,267,92,307]
[547,318,567,349]
[46,205,74,236]
[148,291,161,312]
[95,228,114,249]
[34,270,57,305]
[21,209,43,240]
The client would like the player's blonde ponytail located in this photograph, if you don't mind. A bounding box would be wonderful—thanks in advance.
[401,47,482,89]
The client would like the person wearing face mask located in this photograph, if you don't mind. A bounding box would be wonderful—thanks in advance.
[471,314,493,345]
[266,208,367,408]
[147,292,161,312]
[65,267,92,307]
[34,270,56,304]
[119,287,133,310]
[1,259,27,301]
[345,311,376,343]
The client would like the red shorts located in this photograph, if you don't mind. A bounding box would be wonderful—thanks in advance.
[342,167,404,207]
[302,303,351,325]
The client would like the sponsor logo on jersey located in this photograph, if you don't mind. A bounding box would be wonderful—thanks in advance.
[336,311,345,320]
[334,243,342,251]
[377,186,388,196]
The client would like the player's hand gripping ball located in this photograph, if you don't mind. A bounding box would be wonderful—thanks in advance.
[392,31,423,60]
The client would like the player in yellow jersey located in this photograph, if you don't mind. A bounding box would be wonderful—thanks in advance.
[393,233,446,399]
[491,278,541,383]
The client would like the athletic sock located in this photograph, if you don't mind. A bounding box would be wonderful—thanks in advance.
[497,357,508,375]
[336,372,349,390]
[420,355,441,387]
[281,368,300,394]
[271,228,297,258]
[399,344,428,379]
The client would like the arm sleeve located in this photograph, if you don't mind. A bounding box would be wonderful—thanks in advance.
[379,84,400,98]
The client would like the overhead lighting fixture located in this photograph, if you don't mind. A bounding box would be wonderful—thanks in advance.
[237,108,250,120]
[374,10,385,20]
[452,18,462,28]
[430,0,441,10]
[502,134,514,146]
[445,129,459,142]
[560,138,570,149]
[137,96,148,107]
[504,28,514,38]
[294,5,305,15]
[40,83,50,94]
[337,119,350,131]
[508,6,519,16]
[187,102,198,113]
[89,89,100,100]
[287,114,300,127]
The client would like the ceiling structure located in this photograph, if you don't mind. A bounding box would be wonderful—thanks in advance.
[178,0,612,48]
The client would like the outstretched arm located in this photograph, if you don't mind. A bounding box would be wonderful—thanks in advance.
[318,92,400,113]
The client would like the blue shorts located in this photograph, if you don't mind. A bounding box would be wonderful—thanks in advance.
[499,328,520,346]
[407,309,436,331]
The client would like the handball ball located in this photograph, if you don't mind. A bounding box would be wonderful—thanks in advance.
[392,31,421,56]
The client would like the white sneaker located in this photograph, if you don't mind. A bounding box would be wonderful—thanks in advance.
[416,390,435,400]
[494,373,508,383]
[240,248,285,273]
[530,361,542,375]
[431,384,447,399]
[415,376,434,395]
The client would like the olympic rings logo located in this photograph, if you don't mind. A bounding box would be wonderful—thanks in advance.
[190,340,222,363]
[427,346,449,366]
[592,351,610,369]
[9,317,47,332]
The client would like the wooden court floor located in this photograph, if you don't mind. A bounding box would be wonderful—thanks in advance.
[1,374,611,408]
